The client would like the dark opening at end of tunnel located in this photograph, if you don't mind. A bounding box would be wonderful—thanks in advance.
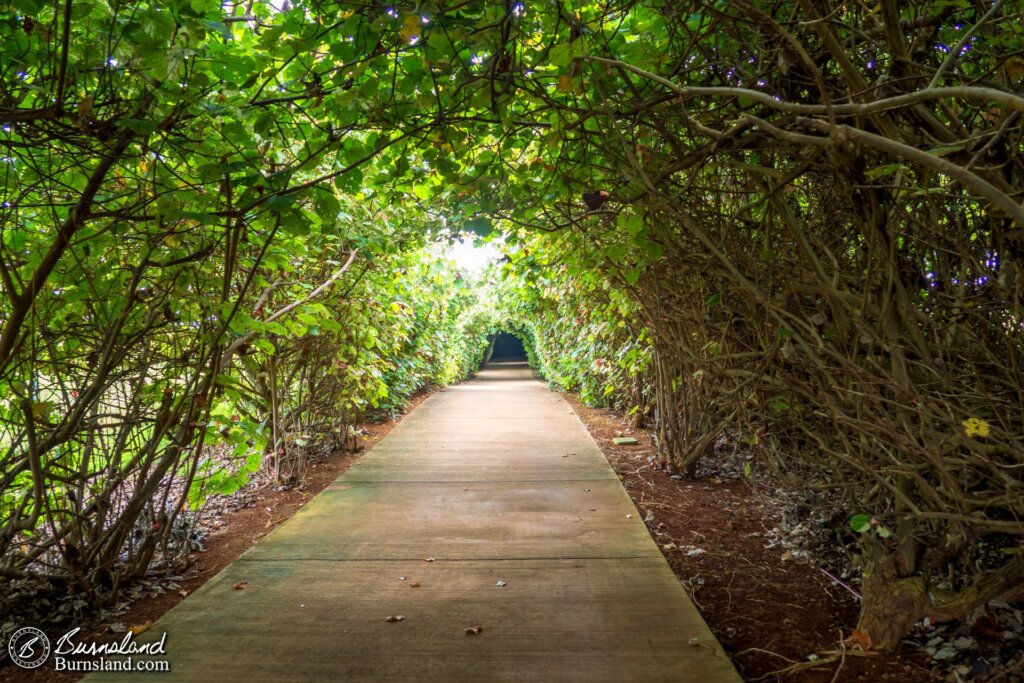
[490,331,527,362]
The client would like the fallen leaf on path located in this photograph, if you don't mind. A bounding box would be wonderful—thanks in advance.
[465,625,482,635]
[424,558,435,562]
[688,637,700,646]
[496,581,508,587]
[409,581,421,588]
[233,580,250,590]
[385,615,405,623]
[129,622,152,636]
[398,576,407,581]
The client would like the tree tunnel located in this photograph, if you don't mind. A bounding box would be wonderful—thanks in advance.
[3,0,1022,667]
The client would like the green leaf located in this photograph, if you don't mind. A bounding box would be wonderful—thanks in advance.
[70,2,94,19]
[12,0,44,12]
[849,514,872,533]
[265,194,296,211]
[121,118,156,135]
[254,338,276,355]
[548,40,587,67]
[465,217,493,237]
[335,167,363,194]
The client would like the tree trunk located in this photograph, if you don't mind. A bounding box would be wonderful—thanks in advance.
[856,558,927,650]
[857,548,1024,650]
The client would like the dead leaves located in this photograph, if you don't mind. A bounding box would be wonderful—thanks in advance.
[232,580,250,590]
[409,581,421,588]
[971,615,1004,641]
[381,611,484,637]
[845,629,872,651]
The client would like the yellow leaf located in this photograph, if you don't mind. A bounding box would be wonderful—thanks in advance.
[398,14,421,42]
[129,622,152,636]
[31,401,51,420]
[962,417,990,438]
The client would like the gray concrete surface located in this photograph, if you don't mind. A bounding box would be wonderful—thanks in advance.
[87,362,741,682]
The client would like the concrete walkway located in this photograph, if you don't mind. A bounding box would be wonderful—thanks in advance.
[92,362,740,682]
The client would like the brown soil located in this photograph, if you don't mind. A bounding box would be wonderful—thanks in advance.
[0,390,434,683]
[564,395,933,683]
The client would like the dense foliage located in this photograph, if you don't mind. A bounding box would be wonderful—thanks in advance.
[481,0,1024,648]
[2,0,1023,650]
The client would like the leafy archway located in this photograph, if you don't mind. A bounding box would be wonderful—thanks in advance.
[3,0,1023,651]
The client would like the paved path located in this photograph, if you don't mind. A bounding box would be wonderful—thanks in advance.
[91,362,740,682]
